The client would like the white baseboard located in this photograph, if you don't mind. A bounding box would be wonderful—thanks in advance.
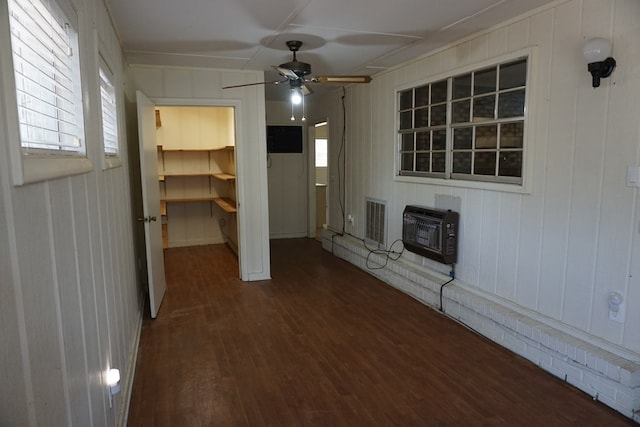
[117,304,144,427]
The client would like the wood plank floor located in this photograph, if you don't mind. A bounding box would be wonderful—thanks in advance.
[127,239,634,426]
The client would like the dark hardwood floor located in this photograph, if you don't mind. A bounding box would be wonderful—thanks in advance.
[127,239,634,426]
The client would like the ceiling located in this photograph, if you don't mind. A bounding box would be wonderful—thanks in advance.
[106,0,557,101]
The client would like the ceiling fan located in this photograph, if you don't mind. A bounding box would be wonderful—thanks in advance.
[222,40,372,97]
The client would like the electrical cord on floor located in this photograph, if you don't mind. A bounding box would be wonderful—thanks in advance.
[439,264,456,312]
[343,232,405,270]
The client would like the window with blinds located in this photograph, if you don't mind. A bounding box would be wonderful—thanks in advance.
[8,0,85,154]
[99,61,118,156]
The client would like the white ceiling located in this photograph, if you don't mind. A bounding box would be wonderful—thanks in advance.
[106,0,557,100]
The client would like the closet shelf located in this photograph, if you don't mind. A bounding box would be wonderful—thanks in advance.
[160,172,215,178]
[213,197,237,213]
[157,146,234,153]
[212,173,236,181]
[161,197,217,203]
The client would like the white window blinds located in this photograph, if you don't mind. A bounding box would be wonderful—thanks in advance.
[99,65,118,155]
[8,0,85,153]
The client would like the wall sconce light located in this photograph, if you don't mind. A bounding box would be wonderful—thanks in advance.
[583,37,616,88]
[106,368,121,408]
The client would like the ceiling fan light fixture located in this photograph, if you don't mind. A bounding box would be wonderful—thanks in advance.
[290,88,303,105]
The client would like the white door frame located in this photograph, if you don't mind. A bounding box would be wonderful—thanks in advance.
[150,97,246,280]
[307,124,317,238]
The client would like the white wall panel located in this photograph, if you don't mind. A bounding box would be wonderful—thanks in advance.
[70,177,106,426]
[537,0,580,320]
[478,192,501,294]
[49,180,92,426]
[0,0,144,425]
[506,19,530,51]
[515,8,554,312]
[496,195,522,301]
[309,0,640,356]
[265,101,309,238]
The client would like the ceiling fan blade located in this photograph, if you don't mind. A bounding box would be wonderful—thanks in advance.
[301,83,313,96]
[272,65,300,80]
[313,76,372,84]
[222,80,286,90]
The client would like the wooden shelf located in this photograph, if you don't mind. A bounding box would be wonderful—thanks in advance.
[212,173,235,181]
[162,172,213,178]
[213,197,237,213]
[211,145,235,152]
[158,147,233,153]
[158,148,214,152]
[162,197,216,203]
[160,200,167,216]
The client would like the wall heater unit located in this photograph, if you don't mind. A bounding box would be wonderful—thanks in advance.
[402,205,459,265]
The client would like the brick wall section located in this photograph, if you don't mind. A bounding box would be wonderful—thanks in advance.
[322,231,640,422]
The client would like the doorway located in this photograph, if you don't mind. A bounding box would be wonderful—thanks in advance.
[313,122,328,240]
[137,101,239,317]
[154,106,238,252]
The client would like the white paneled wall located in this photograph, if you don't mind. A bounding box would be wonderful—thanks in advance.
[309,0,640,359]
[130,65,271,281]
[266,101,309,239]
[0,0,142,425]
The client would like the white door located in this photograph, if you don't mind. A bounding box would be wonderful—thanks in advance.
[136,91,167,318]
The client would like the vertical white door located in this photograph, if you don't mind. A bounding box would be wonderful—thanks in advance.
[136,91,167,318]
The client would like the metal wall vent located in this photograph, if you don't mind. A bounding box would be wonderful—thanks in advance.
[365,198,387,248]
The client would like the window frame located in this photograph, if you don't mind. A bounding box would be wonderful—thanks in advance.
[394,48,536,194]
[0,0,92,185]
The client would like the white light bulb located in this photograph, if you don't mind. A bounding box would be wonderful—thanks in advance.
[583,38,611,63]
[106,368,120,386]
[290,90,302,105]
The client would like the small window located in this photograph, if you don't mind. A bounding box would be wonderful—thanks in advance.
[315,138,327,167]
[398,57,528,185]
[4,0,92,184]
[8,0,85,154]
[99,58,119,156]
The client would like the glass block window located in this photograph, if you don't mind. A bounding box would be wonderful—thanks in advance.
[398,57,527,185]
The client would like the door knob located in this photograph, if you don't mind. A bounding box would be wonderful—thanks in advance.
[137,216,157,223]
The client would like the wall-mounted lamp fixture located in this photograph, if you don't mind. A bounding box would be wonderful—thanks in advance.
[106,368,121,408]
[583,37,616,88]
